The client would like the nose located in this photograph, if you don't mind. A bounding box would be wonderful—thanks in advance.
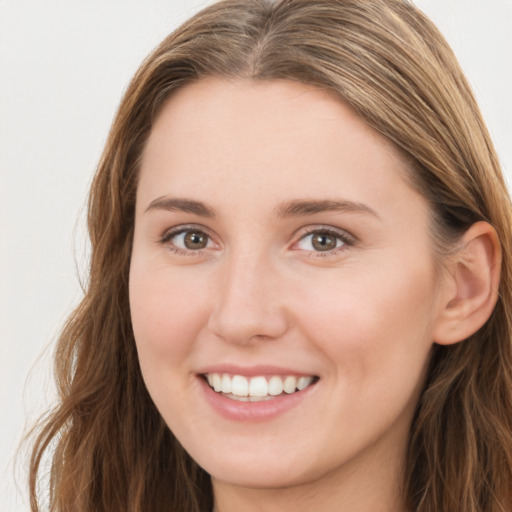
[207,251,289,345]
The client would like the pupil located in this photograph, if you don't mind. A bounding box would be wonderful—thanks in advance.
[184,232,207,249]
[312,233,336,251]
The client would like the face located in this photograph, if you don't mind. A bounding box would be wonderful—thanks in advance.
[130,78,446,493]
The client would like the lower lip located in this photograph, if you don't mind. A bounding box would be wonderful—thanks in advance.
[198,376,317,422]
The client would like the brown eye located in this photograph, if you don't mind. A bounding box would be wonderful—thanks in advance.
[164,228,212,251]
[311,233,338,251]
[184,231,208,249]
[296,229,349,253]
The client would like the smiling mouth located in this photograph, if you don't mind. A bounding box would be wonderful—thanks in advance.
[203,373,319,402]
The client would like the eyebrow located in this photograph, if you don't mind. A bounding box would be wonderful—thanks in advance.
[145,197,216,217]
[144,196,378,219]
[275,199,379,218]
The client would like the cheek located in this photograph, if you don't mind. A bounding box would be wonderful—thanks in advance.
[129,263,211,366]
[289,259,437,383]
[292,268,436,453]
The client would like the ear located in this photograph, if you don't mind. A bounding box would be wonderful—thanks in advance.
[433,221,501,345]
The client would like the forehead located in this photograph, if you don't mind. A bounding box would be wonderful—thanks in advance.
[143,78,402,165]
[138,77,424,221]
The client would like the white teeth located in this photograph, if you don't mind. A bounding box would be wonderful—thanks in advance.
[297,376,314,390]
[212,373,222,392]
[205,373,315,398]
[283,376,297,394]
[231,375,249,397]
[249,376,268,397]
[268,375,283,396]
[221,374,232,394]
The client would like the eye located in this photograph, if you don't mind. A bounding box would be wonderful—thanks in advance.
[295,227,353,254]
[161,227,214,252]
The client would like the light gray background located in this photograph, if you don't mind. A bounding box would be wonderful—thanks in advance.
[1,1,511,510]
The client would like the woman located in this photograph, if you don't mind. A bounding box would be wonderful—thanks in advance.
[28,0,512,511]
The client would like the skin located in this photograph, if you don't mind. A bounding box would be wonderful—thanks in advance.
[129,78,453,512]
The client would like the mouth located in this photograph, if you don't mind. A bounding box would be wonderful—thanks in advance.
[203,373,319,402]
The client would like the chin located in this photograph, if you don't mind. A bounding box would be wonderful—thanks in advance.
[189,438,325,490]
[207,460,311,490]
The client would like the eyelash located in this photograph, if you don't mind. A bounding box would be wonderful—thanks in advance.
[293,227,355,257]
[159,225,355,257]
[159,225,213,256]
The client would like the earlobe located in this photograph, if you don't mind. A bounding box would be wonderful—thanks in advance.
[433,222,502,345]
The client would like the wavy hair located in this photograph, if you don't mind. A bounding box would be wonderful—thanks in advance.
[29,1,512,510]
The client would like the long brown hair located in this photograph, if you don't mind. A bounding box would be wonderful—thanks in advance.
[28,1,512,510]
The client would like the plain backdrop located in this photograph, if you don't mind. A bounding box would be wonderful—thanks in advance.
[1,1,511,510]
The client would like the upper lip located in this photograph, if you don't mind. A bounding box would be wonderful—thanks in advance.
[198,364,318,378]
